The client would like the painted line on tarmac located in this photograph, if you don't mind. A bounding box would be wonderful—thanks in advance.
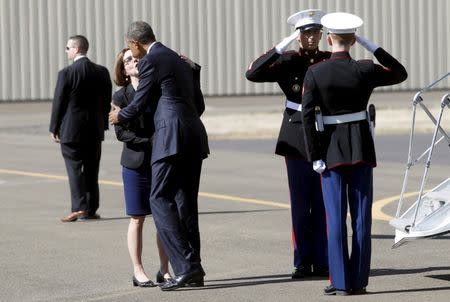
[0,168,290,209]
[372,190,428,222]
[1,168,419,219]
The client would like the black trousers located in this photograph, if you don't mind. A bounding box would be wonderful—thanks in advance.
[150,154,203,276]
[60,141,102,214]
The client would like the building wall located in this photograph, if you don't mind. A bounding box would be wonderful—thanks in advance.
[0,0,449,101]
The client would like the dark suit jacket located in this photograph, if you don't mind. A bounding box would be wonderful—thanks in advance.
[113,84,153,169]
[118,42,209,164]
[302,49,408,169]
[246,47,331,159]
[49,57,112,143]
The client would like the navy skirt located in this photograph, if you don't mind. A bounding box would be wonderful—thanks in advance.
[122,166,152,216]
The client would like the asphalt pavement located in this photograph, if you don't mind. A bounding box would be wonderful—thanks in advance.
[1,92,450,302]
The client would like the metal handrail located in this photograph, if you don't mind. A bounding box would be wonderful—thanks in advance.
[394,73,450,219]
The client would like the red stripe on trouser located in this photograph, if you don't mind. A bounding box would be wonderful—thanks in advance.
[292,226,297,250]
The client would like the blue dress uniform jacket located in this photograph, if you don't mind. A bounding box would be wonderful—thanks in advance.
[246,47,330,274]
[302,48,407,291]
[246,47,331,159]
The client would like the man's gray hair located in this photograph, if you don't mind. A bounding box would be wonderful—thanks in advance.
[126,21,156,44]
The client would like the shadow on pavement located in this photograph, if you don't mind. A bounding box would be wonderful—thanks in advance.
[371,266,450,277]
[174,274,328,291]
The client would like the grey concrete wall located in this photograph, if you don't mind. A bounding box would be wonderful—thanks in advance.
[0,0,448,101]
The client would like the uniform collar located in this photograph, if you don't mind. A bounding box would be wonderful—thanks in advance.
[299,48,319,57]
[330,51,351,59]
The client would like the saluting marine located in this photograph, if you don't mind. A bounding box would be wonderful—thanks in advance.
[301,12,407,295]
[245,9,330,278]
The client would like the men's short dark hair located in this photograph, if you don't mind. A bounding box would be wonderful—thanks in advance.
[69,35,89,53]
[126,21,156,44]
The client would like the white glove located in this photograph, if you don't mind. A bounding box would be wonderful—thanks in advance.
[355,35,379,53]
[275,29,300,54]
[313,160,326,174]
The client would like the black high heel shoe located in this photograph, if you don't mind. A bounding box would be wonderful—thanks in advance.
[156,271,173,283]
[132,276,156,287]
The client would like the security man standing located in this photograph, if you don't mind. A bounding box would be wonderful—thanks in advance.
[246,9,330,278]
[301,13,407,295]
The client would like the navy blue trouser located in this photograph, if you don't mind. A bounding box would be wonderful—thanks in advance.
[150,154,203,276]
[321,164,373,290]
[285,158,327,270]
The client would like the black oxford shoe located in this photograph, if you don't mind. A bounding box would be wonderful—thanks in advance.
[160,270,204,291]
[291,265,312,279]
[352,287,367,295]
[323,285,351,296]
[312,266,329,277]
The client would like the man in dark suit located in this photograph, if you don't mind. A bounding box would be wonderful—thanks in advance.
[50,35,112,222]
[301,13,407,295]
[245,9,330,278]
[109,21,209,291]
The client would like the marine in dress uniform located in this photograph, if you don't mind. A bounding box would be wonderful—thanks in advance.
[245,9,330,278]
[301,12,408,295]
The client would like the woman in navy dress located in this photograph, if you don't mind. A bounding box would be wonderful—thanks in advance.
[112,48,171,287]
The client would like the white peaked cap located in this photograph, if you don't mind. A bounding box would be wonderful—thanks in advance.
[321,12,363,34]
[287,9,325,31]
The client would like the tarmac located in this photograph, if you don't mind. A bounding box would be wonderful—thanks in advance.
[0,89,449,139]
[1,90,450,302]
[202,90,450,139]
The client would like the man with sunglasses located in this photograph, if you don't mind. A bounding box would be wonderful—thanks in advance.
[50,35,112,222]
[246,9,330,279]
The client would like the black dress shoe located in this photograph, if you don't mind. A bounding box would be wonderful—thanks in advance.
[312,266,329,277]
[323,285,351,296]
[79,213,101,221]
[352,287,367,295]
[132,276,156,288]
[156,271,173,284]
[291,265,312,279]
[160,270,204,291]
[156,271,164,283]
[186,276,204,287]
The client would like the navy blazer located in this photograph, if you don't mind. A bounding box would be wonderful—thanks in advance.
[302,49,407,168]
[49,57,112,143]
[113,84,153,169]
[118,42,209,163]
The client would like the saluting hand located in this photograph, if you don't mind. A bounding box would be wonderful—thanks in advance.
[355,35,379,53]
[275,29,300,54]
[109,102,121,124]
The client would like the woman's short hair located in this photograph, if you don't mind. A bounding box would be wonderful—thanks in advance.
[113,48,130,86]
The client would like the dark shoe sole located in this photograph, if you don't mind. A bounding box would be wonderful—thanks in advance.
[324,285,351,296]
